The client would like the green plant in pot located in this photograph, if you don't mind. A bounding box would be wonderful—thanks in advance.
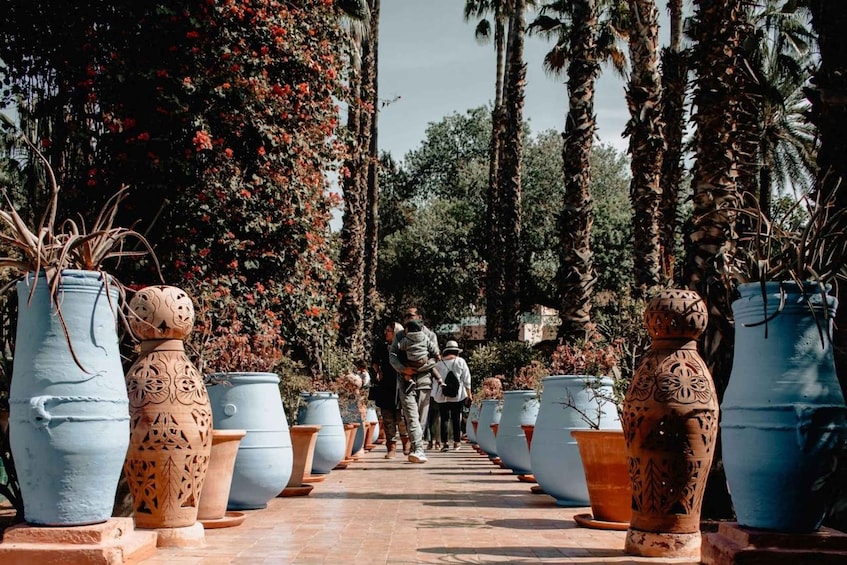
[0,126,157,526]
[720,194,847,532]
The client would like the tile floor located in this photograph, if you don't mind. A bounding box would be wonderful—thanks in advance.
[140,443,701,564]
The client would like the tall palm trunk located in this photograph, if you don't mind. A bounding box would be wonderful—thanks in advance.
[625,0,664,297]
[557,0,599,343]
[807,2,847,397]
[363,0,381,339]
[499,0,526,339]
[486,10,508,341]
[732,10,762,211]
[338,17,374,358]
[658,0,686,282]
[687,0,749,394]
[686,0,749,521]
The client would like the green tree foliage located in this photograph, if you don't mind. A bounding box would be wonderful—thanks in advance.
[466,340,541,390]
[0,1,345,374]
[377,107,632,327]
[377,197,482,329]
[523,133,632,307]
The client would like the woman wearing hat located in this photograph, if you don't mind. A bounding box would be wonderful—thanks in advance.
[431,340,472,451]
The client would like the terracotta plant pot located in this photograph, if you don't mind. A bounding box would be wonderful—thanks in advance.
[334,423,359,469]
[280,425,321,497]
[571,429,631,531]
[198,429,247,528]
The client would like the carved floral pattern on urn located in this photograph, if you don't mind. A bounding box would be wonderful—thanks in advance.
[621,289,718,540]
[124,285,212,529]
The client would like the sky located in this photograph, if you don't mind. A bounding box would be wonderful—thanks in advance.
[377,0,635,162]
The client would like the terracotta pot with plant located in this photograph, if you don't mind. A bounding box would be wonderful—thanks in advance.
[0,127,158,526]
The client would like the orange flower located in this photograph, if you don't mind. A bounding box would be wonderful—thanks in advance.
[192,130,213,151]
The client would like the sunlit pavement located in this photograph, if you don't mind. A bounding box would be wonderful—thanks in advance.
[140,444,700,564]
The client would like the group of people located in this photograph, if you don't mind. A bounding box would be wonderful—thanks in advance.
[370,307,473,463]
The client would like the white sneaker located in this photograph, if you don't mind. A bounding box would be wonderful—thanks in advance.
[408,450,428,463]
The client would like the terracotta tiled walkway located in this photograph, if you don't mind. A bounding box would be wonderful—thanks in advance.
[141,443,700,565]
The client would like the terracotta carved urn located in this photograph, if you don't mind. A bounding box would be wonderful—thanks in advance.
[621,289,718,558]
[124,286,212,536]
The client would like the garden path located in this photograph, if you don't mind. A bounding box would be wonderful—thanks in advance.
[140,442,700,564]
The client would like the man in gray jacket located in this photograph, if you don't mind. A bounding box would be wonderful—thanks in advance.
[389,307,440,463]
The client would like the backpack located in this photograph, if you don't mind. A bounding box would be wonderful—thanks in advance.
[442,360,460,397]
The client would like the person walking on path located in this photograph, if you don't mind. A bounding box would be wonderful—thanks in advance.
[390,307,440,463]
[431,340,472,451]
[371,322,408,459]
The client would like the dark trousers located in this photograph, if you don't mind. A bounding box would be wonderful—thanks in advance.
[439,400,463,444]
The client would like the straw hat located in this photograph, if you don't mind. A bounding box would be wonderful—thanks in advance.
[442,340,463,354]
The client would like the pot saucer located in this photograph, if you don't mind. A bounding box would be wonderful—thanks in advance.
[573,512,629,531]
[278,484,314,497]
[199,511,246,529]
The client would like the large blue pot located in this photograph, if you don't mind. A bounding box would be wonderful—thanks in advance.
[495,390,539,475]
[476,399,502,458]
[366,406,380,444]
[9,271,129,525]
[297,392,346,474]
[531,375,620,506]
[466,403,481,444]
[723,282,847,531]
[207,372,293,510]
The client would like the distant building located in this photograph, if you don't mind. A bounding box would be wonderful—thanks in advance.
[436,305,560,346]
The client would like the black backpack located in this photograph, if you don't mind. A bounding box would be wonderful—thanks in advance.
[442,360,460,397]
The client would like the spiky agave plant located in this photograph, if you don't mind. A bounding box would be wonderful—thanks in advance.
[0,114,160,369]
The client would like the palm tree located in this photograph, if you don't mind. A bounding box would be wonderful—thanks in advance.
[531,0,626,343]
[464,0,511,340]
[336,0,373,358]
[806,2,847,534]
[686,2,760,523]
[685,0,755,389]
[466,0,533,340]
[623,0,664,297]
[658,0,687,282]
[362,0,382,342]
[499,0,528,339]
[747,1,816,216]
